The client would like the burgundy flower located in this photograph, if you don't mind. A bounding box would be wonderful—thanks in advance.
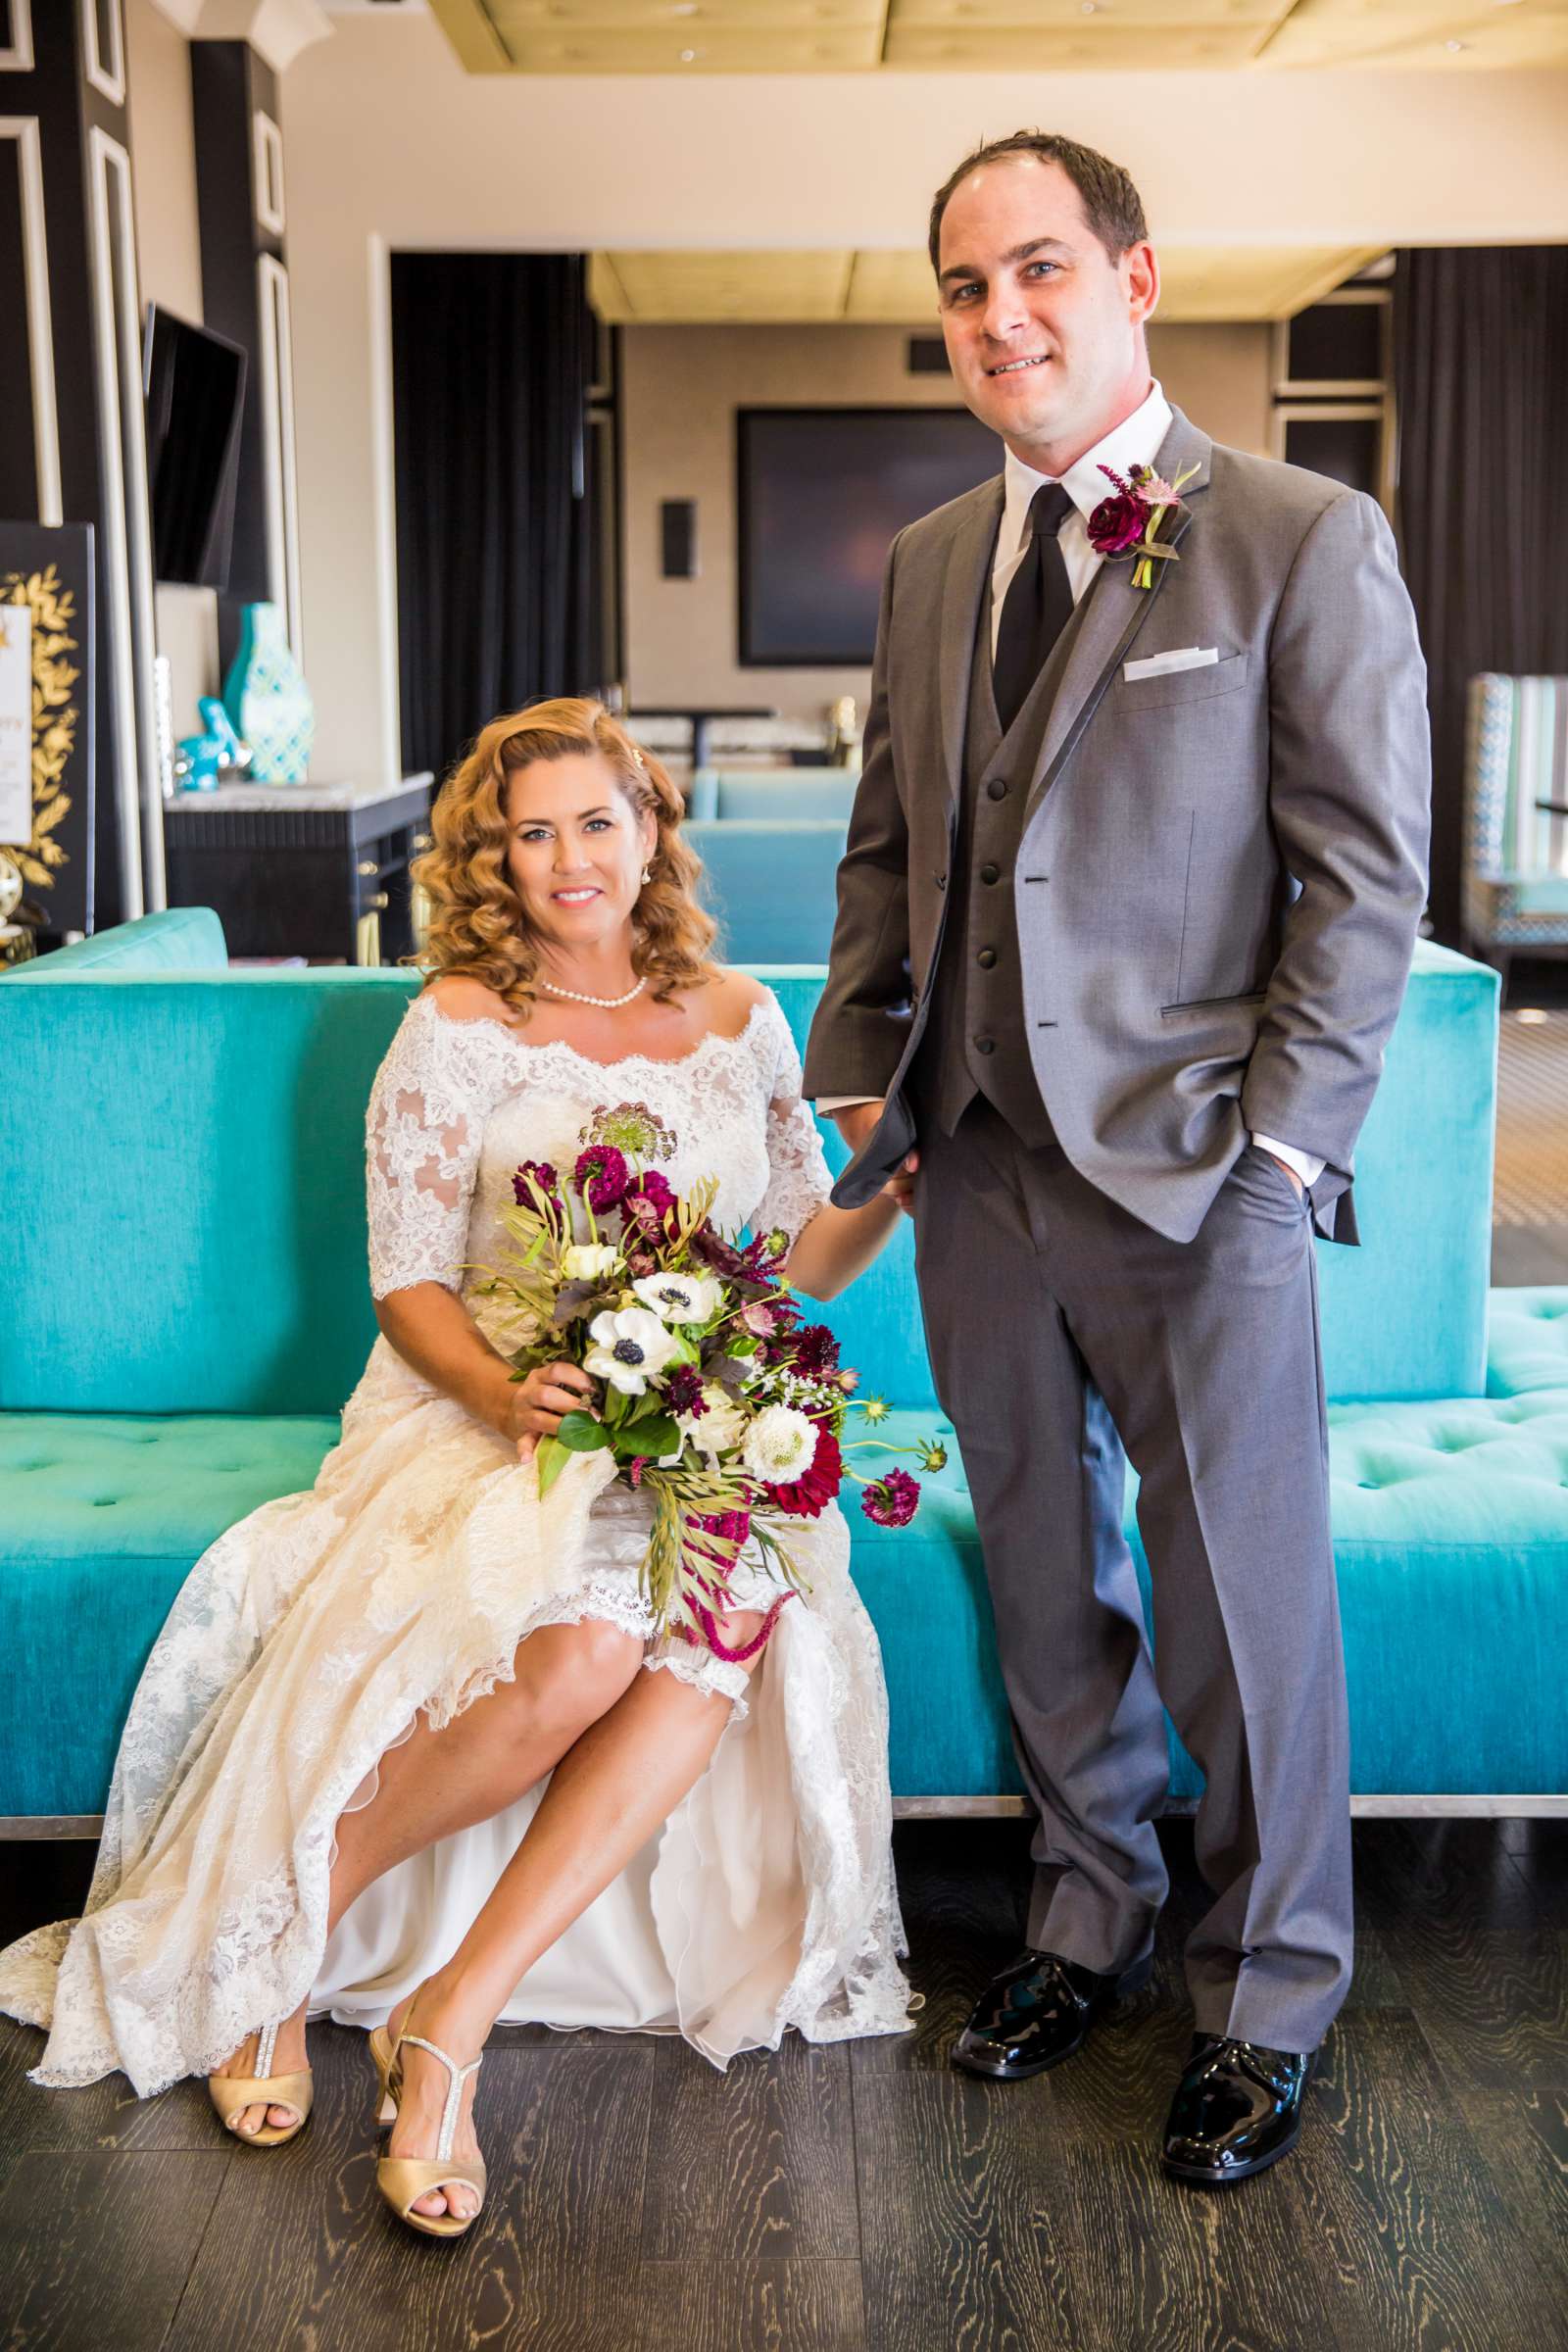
[1087,488,1148,559]
[574,1144,630,1211]
[690,1226,753,1281]
[665,1364,707,1418]
[628,1168,676,1216]
[766,1424,842,1520]
[692,1506,751,1546]
[688,1590,795,1663]
[512,1158,559,1204]
[861,1469,920,1529]
[626,1248,658,1279]
[789,1322,841,1376]
[628,1455,650,1488]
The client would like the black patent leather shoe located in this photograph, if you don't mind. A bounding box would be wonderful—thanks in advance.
[951,1947,1153,2082]
[1161,2034,1310,2184]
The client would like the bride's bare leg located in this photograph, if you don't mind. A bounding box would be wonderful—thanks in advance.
[212,1618,644,2138]
[386,1613,766,2219]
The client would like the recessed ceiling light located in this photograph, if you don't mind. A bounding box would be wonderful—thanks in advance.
[1082,2,1101,14]
[671,3,699,14]
[1445,36,1469,48]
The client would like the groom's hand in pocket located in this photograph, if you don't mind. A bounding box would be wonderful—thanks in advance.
[831,1101,920,1220]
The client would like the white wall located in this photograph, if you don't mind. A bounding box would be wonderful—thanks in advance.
[126,0,220,741]
[280,12,1568,779]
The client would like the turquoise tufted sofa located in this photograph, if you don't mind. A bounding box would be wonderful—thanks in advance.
[687,770,860,823]
[682,819,847,965]
[4,914,1566,1828]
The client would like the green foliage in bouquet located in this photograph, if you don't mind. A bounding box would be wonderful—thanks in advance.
[467,1102,943,1660]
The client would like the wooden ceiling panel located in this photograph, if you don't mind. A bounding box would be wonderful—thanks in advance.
[492,0,883,24]
[883,21,1268,61]
[437,0,1568,67]
[1155,242,1387,315]
[593,242,1387,320]
[488,28,884,66]
[595,249,857,315]
[890,0,1288,22]
[845,249,941,319]
[1257,0,1568,66]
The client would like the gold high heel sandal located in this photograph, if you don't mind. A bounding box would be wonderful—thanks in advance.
[376,2031,486,2240]
[368,2023,399,2128]
[208,2020,313,2148]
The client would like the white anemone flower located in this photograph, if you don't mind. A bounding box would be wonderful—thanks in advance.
[677,1381,748,1462]
[583,1305,681,1396]
[741,1404,818,1485]
[630,1269,723,1324]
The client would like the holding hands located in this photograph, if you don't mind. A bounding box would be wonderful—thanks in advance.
[832,1102,920,1218]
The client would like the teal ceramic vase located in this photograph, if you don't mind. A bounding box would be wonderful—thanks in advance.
[221,602,315,784]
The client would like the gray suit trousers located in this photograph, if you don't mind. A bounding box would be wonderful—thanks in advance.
[912,1100,1352,2051]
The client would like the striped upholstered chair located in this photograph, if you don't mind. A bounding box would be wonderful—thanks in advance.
[1462,673,1568,995]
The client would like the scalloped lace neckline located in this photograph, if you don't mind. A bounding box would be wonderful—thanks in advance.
[419,990,770,1075]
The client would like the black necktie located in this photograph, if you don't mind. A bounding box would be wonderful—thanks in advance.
[992,481,1077,734]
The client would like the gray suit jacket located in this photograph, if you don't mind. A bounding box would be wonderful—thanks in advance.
[802,407,1432,1245]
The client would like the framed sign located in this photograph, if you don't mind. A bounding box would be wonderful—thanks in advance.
[0,522,95,935]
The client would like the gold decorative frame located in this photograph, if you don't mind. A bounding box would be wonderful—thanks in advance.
[0,561,79,904]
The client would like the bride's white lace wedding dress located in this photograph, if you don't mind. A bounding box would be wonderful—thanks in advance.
[0,985,913,2096]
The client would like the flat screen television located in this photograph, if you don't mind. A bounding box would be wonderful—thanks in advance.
[142,304,247,589]
[737,407,1002,666]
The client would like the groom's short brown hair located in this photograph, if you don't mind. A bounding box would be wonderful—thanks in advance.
[928,131,1150,275]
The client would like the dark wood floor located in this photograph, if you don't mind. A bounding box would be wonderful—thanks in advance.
[2,1815,1565,2352]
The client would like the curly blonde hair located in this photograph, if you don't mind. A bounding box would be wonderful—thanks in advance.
[412,698,716,1015]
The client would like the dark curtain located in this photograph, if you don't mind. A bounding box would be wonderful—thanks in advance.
[391,253,599,781]
[1393,247,1568,944]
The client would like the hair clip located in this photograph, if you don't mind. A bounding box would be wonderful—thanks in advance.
[631,747,646,768]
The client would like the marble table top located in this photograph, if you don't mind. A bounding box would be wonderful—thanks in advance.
[167,771,434,815]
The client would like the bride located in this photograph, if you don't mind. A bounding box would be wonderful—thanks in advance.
[0,698,916,2238]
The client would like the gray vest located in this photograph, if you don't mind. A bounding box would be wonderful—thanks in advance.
[912,571,1093,1148]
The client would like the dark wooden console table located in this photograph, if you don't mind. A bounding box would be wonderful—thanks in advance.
[163,773,435,963]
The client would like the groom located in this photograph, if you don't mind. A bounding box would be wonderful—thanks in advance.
[803,131,1430,2183]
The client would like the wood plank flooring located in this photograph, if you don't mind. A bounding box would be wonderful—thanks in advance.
[3,1817,1565,2352]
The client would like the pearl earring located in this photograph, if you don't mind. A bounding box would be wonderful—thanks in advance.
[640,863,652,886]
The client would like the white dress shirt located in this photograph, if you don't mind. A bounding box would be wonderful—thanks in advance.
[817,381,1324,1192]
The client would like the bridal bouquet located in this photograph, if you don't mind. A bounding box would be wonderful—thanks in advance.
[474,1102,945,1660]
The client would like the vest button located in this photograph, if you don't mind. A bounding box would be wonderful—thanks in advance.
[976,947,998,969]
[974,1035,996,1055]
[980,862,1000,885]
[986,777,1007,802]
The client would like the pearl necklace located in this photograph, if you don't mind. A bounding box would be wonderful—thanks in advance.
[537,975,648,1010]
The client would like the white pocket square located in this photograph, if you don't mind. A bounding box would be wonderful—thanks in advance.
[1123,646,1219,682]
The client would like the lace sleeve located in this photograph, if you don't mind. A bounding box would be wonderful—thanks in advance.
[752,995,836,1249]
[366,994,510,1299]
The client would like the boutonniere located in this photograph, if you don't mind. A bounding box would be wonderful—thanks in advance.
[1088,461,1200,590]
